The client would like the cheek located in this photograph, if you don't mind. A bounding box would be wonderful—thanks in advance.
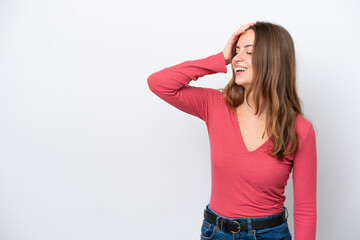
[247,60,252,70]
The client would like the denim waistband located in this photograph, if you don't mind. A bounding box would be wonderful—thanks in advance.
[206,204,288,226]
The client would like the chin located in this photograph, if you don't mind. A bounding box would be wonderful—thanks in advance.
[235,77,251,86]
[235,79,246,86]
[235,82,245,87]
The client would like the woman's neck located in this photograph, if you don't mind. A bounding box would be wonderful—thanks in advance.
[238,91,267,119]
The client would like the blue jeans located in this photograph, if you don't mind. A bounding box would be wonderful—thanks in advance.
[200,205,292,240]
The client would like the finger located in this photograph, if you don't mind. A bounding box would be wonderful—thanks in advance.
[235,26,250,34]
[238,22,256,31]
[232,23,255,40]
[240,23,254,31]
[234,27,248,36]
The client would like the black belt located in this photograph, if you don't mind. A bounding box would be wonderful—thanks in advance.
[203,208,286,233]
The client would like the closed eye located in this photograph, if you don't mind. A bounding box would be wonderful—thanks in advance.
[235,52,252,55]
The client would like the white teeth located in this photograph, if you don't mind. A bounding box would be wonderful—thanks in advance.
[236,67,247,71]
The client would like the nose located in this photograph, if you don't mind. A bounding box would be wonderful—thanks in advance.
[234,52,244,62]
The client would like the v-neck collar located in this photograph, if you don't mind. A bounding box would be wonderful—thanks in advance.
[232,106,271,154]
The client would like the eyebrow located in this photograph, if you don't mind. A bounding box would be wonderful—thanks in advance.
[235,44,253,49]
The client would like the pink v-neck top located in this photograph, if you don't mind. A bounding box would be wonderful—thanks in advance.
[147,51,317,240]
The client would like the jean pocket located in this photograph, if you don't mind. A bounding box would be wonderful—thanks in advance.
[200,219,216,240]
[254,220,291,240]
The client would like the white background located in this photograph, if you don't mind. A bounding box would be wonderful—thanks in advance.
[1,0,359,239]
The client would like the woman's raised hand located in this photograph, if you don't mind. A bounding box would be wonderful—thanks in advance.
[222,22,257,65]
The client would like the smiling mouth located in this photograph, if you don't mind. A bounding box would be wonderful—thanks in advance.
[235,69,247,75]
[235,67,247,73]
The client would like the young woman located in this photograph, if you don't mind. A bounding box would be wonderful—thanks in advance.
[147,21,317,240]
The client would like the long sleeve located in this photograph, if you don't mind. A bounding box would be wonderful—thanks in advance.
[292,124,317,240]
[147,51,227,122]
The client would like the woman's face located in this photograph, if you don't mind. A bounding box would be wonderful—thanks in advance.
[232,29,255,88]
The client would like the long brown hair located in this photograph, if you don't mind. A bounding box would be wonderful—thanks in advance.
[219,21,303,160]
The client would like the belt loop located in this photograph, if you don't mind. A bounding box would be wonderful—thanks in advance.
[284,206,288,220]
[247,218,252,233]
[208,204,221,228]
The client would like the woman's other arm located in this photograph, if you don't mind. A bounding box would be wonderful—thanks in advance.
[292,124,317,240]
